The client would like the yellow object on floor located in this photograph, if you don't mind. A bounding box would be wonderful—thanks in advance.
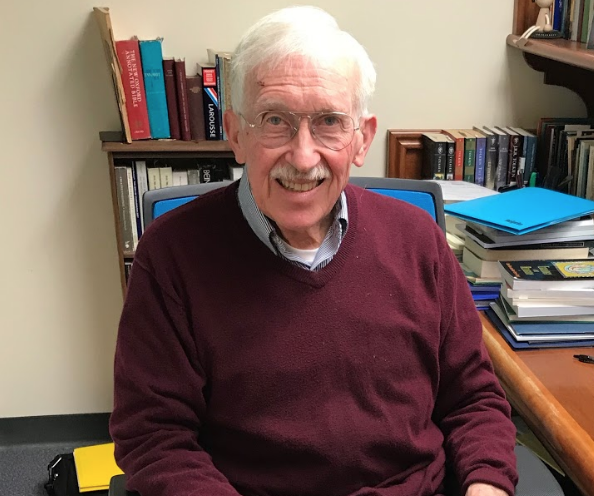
[73,442,124,492]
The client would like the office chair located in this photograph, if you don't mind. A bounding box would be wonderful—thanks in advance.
[142,180,233,230]
[110,178,564,496]
[348,176,446,232]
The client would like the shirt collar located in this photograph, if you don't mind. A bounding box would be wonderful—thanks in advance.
[237,172,348,270]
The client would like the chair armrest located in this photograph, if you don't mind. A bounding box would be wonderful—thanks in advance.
[108,474,139,496]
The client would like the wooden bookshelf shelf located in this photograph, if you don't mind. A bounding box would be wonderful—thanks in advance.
[510,0,594,116]
[506,34,594,71]
[102,139,234,154]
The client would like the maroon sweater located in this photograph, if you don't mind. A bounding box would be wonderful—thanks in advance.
[110,183,517,496]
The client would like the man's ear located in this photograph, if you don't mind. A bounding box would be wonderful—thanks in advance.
[224,110,246,164]
[353,115,377,168]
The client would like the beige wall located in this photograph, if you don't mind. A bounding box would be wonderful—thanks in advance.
[0,0,585,418]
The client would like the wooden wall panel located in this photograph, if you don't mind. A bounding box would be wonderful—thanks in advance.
[386,129,440,179]
[512,0,540,36]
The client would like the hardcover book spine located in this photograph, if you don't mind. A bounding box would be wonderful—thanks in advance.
[422,135,445,180]
[484,135,498,190]
[115,166,134,252]
[126,167,139,250]
[139,40,171,139]
[553,0,564,31]
[474,135,486,186]
[523,134,537,180]
[162,58,181,140]
[445,139,455,180]
[187,74,206,141]
[495,134,509,191]
[215,55,224,140]
[202,66,221,140]
[174,59,192,141]
[508,134,522,185]
[134,160,149,228]
[130,163,143,239]
[114,40,151,140]
[462,134,476,183]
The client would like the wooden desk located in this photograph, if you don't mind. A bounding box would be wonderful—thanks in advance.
[480,313,594,496]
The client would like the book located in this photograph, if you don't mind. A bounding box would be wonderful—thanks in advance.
[444,187,594,235]
[73,442,124,492]
[498,259,594,291]
[462,247,502,279]
[147,167,161,190]
[162,58,181,140]
[464,235,590,262]
[174,59,191,141]
[504,284,594,301]
[490,301,594,341]
[114,166,134,251]
[93,7,132,143]
[445,136,455,180]
[498,294,594,322]
[443,129,465,180]
[510,127,537,181]
[187,72,206,141]
[468,129,486,186]
[134,160,149,228]
[485,306,594,349]
[421,133,447,180]
[483,126,509,191]
[459,130,476,183]
[464,224,594,249]
[159,166,173,188]
[139,39,170,139]
[125,166,139,250]
[500,291,594,318]
[474,126,498,190]
[464,216,594,244]
[114,39,151,140]
[202,65,221,140]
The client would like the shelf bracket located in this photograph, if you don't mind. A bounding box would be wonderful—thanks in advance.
[523,52,594,116]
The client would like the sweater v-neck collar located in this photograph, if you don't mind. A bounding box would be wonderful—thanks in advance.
[225,183,359,289]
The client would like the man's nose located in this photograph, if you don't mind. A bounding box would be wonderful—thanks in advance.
[287,118,322,172]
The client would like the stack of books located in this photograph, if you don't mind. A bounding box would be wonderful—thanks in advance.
[486,260,594,349]
[442,186,594,322]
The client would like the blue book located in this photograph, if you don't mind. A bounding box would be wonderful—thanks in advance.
[553,0,563,32]
[444,187,594,235]
[485,307,594,349]
[139,40,170,139]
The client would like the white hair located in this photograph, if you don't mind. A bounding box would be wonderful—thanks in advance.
[229,6,376,118]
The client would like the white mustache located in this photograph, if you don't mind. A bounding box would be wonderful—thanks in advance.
[270,163,331,182]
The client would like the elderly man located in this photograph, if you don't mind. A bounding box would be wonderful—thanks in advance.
[110,6,518,496]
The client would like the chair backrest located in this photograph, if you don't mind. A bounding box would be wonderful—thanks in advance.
[143,181,233,229]
[348,177,446,232]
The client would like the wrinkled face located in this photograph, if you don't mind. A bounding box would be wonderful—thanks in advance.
[225,55,377,247]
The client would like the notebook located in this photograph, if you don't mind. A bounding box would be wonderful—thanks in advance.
[73,442,124,492]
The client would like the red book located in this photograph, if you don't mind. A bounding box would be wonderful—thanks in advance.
[162,58,181,140]
[174,59,191,141]
[114,39,151,140]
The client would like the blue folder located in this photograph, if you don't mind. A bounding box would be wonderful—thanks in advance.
[444,187,594,235]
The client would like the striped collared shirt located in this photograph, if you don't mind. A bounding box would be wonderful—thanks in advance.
[237,173,348,271]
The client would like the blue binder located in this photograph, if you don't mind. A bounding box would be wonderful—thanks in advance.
[139,39,170,139]
[444,187,594,235]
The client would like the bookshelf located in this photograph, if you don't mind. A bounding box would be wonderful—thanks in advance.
[508,0,594,116]
[101,137,236,295]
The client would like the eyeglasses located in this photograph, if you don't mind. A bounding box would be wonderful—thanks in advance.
[241,111,360,151]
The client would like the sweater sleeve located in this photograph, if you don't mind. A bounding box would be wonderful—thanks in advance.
[109,254,242,496]
[432,238,518,496]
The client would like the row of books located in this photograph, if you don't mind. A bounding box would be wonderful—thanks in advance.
[421,126,536,191]
[536,117,594,198]
[94,7,231,143]
[550,0,594,46]
[114,159,240,253]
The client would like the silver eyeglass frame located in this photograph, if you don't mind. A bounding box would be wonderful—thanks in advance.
[239,110,360,151]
